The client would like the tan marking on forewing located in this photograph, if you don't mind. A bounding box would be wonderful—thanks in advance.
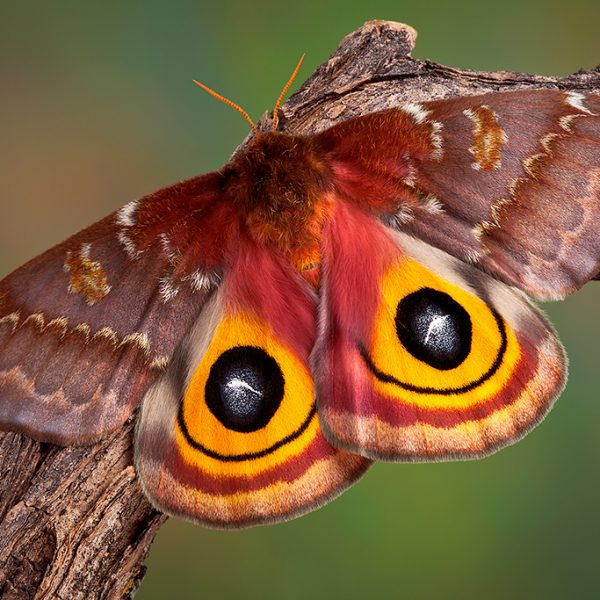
[0,360,123,420]
[386,204,414,228]
[149,355,170,371]
[471,129,564,242]
[464,105,507,170]
[157,268,220,304]
[159,276,180,303]
[0,312,21,333]
[398,103,444,160]
[400,102,430,124]
[23,313,46,328]
[64,243,111,306]
[4,309,155,360]
[422,194,445,214]
[563,91,595,115]
[472,196,513,242]
[473,97,596,247]
[73,322,92,340]
[116,200,142,258]
[121,332,151,355]
[185,269,222,293]
[44,316,69,338]
[94,327,119,345]
[116,199,139,227]
[429,119,444,160]
[558,114,583,133]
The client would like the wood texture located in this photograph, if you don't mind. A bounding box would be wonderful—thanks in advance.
[1,19,600,599]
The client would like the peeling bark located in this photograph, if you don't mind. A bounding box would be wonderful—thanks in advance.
[1,19,599,599]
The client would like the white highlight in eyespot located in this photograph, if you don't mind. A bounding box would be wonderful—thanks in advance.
[227,379,261,397]
[424,315,450,346]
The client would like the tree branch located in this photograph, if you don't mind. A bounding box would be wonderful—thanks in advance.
[1,19,599,599]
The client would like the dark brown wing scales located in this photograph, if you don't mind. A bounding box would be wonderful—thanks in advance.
[318,89,600,300]
[0,172,237,444]
[400,90,600,300]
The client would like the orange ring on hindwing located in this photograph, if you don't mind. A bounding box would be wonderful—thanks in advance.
[176,311,319,477]
[362,257,521,410]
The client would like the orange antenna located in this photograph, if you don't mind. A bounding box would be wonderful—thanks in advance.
[193,80,256,131]
[272,54,305,132]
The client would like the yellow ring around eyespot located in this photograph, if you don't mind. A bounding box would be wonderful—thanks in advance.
[369,258,521,409]
[177,312,317,477]
[175,417,320,478]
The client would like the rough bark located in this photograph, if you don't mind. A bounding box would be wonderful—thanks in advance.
[1,19,599,600]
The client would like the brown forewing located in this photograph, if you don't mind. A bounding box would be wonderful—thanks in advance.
[404,89,600,300]
[318,89,600,300]
[0,173,234,444]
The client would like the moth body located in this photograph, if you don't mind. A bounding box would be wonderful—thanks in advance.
[1,87,599,527]
[224,131,332,283]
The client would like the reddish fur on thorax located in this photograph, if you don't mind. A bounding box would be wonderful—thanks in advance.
[224,131,333,282]
[318,109,436,211]
[219,110,435,280]
[119,108,439,291]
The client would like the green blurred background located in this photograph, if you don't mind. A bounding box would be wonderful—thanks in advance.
[2,1,600,599]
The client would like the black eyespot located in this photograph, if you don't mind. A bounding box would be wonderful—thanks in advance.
[205,346,285,432]
[395,288,472,370]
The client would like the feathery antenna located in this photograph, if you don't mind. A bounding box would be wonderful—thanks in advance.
[193,54,305,133]
[272,54,305,132]
[193,80,257,131]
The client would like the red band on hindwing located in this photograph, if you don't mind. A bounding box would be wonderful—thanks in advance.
[135,233,370,527]
[315,201,566,460]
[327,331,539,428]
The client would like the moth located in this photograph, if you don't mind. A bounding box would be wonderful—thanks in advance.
[1,55,599,529]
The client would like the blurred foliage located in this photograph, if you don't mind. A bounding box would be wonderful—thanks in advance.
[1,2,599,599]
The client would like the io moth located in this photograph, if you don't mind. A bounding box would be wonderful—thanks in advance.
[1,54,598,528]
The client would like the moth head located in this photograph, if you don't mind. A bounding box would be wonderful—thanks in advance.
[226,132,330,205]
